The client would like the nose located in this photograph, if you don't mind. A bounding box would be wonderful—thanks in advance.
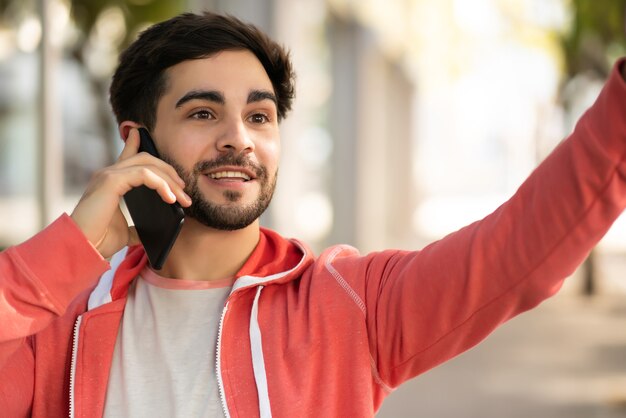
[215,117,255,154]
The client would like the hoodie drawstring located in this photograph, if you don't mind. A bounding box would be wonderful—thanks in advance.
[250,285,273,418]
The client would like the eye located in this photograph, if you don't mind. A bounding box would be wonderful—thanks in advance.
[248,113,270,124]
[190,109,215,120]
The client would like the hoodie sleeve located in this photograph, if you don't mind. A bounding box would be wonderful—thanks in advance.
[331,58,626,389]
[0,214,110,375]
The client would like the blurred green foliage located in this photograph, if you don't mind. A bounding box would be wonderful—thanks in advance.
[561,0,626,77]
[70,0,186,49]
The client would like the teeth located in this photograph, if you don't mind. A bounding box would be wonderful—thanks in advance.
[209,171,251,181]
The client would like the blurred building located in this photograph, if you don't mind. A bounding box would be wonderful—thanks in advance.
[192,0,417,254]
[0,0,623,306]
[1,0,626,417]
[186,0,626,298]
[197,0,570,255]
[0,0,578,253]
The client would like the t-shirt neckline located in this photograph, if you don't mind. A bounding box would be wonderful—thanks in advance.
[140,266,236,290]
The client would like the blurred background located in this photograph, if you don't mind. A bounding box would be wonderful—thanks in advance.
[1,0,626,416]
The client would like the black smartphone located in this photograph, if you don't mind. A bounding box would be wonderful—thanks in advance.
[123,128,185,270]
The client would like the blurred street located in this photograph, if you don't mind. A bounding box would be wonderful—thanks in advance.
[377,273,626,418]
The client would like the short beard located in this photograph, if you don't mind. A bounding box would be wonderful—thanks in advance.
[161,153,277,231]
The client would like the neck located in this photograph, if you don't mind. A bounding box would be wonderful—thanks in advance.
[157,217,260,281]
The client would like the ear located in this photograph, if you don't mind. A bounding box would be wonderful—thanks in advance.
[119,121,143,141]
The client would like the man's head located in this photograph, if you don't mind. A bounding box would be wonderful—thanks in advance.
[110,12,295,231]
[110,11,295,131]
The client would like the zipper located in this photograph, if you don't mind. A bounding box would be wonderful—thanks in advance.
[69,315,83,418]
[216,301,231,418]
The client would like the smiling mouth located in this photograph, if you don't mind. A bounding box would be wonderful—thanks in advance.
[208,170,252,181]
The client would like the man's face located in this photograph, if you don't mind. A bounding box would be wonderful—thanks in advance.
[151,50,280,230]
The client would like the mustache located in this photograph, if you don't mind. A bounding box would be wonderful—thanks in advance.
[193,152,267,179]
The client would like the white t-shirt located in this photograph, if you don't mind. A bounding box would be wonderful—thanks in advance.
[103,267,233,418]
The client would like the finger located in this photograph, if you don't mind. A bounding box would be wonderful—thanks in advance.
[117,128,141,162]
[115,134,186,188]
[124,165,192,206]
[130,153,186,188]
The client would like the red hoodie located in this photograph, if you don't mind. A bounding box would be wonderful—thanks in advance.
[2,60,626,418]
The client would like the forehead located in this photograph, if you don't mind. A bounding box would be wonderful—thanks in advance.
[162,50,274,98]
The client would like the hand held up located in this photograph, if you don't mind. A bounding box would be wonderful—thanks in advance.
[70,129,191,259]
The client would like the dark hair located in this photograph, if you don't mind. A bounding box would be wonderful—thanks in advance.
[109,11,296,130]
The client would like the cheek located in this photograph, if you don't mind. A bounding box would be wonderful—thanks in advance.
[157,141,200,179]
[159,135,207,170]
[258,138,280,167]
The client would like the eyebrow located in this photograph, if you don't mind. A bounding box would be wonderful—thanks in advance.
[174,89,277,108]
[175,90,224,108]
[247,89,277,106]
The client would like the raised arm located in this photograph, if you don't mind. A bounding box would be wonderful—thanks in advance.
[333,58,626,389]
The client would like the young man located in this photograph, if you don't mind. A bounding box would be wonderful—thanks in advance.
[1,10,626,418]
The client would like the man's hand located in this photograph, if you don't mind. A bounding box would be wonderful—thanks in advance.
[70,128,191,259]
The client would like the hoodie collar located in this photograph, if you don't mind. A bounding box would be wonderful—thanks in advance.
[89,227,313,308]
[231,227,313,292]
